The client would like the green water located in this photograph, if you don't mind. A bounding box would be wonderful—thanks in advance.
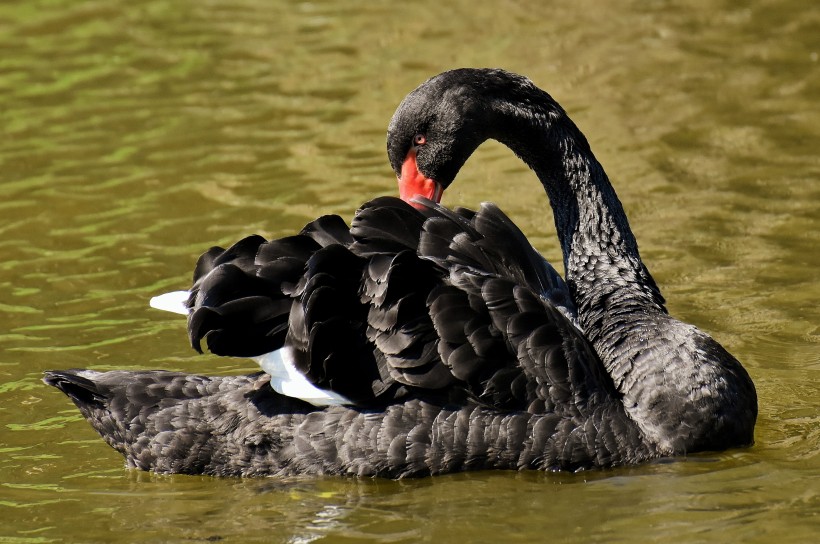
[1,0,818,542]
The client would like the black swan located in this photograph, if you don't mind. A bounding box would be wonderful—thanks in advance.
[44,68,757,478]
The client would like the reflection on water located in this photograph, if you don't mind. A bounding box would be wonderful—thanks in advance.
[0,0,818,542]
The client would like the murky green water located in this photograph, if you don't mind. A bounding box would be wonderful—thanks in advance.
[1,0,818,542]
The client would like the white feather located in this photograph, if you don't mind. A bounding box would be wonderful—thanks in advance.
[254,347,351,406]
[149,290,190,315]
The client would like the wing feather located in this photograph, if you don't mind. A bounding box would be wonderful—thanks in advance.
[182,197,617,417]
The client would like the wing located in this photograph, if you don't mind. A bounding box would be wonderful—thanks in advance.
[185,196,618,414]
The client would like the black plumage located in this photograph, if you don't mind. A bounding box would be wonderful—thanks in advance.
[44,68,757,478]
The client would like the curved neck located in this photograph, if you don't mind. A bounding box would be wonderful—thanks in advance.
[488,99,667,357]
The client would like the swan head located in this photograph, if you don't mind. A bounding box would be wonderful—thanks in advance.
[387,70,484,205]
[388,68,568,206]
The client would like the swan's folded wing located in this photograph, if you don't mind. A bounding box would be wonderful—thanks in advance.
[184,197,614,413]
[348,198,615,412]
[411,198,615,412]
[187,235,313,357]
[415,198,577,324]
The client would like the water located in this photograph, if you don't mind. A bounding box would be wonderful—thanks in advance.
[1,0,818,542]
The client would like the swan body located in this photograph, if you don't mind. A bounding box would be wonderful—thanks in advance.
[44,69,757,478]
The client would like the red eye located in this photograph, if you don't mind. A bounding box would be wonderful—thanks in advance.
[413,133,427,146]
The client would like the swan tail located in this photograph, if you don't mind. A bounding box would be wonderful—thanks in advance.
[43,369,303,475]
[43,370,106,407]
[43,370,130,455]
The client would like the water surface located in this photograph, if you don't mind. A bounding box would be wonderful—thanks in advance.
[1,1,818,542]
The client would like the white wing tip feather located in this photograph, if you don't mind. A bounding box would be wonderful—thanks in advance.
[254,348,352,406]
[149,291,191,315]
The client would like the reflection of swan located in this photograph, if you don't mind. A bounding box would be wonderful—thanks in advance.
[44,68,757,477]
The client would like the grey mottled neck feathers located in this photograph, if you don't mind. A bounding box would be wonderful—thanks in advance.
[488,98,667,337]
[478,83,753,456]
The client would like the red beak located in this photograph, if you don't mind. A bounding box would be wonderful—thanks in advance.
[398,148,443,208]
